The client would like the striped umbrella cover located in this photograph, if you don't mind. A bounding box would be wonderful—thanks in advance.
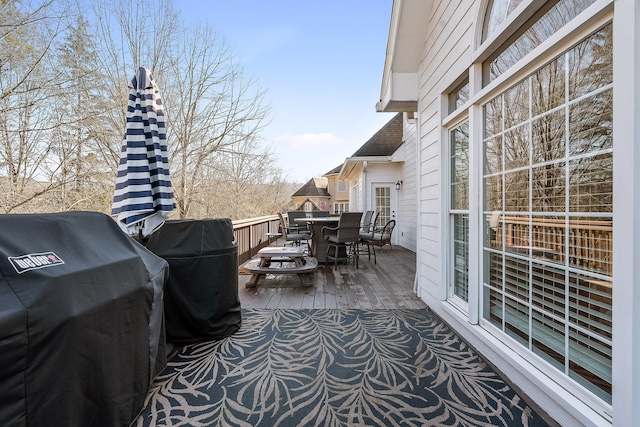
[112,67,176,237]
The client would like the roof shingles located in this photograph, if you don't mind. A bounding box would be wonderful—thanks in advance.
[292,179,330,197]
[351,113,403,157]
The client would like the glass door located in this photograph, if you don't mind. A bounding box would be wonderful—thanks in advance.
[373,184,395,234]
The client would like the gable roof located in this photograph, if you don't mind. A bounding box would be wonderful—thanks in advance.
[292,178,330,198]
[337,113,405,180]
[324,165,342,176]
[351,113,404,157]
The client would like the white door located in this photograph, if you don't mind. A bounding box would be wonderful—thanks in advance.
[372,184,396,240]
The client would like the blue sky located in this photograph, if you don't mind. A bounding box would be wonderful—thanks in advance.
[178,1,396,183]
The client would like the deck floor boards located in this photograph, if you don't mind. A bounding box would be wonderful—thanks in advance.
[238,245,427,310]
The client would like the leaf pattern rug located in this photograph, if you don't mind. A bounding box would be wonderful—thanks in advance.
[136,309,549,427]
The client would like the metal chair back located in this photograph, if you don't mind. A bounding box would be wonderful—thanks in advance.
[310,210,330,218]
[360,211,373,232]
[335,212,363,243]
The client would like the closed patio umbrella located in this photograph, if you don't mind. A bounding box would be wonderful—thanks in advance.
[112,67,176,238]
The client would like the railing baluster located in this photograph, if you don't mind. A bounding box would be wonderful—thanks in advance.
[495,215,612,275]
[231,215,280,264]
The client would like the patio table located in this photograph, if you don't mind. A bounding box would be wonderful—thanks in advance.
[244,246,317,288]
[294,217,340,263]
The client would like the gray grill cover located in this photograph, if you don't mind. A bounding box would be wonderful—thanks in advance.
[0,211,168,427]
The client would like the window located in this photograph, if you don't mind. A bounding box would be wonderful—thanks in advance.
[450,122,470,302]
[333,202,348,215]
[482,24,613,403]
[483,0,597,84]
[448,79,470,114]
[338,181,347,192]
[482,0,524,42]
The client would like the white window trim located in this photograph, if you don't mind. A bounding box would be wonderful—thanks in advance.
[444,1,614,129]
[437,2,617,424]
[446,119,471,313]
[476,30,615,426]
[611,1,640,426]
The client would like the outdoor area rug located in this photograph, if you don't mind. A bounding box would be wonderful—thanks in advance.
[135,309,549,427]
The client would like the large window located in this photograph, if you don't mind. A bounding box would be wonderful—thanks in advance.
[483,0,597,84]
[482,24,613,403]
[450,122,470,302]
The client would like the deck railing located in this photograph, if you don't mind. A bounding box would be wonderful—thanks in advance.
[232,215,281,264]
[491,215,613,276]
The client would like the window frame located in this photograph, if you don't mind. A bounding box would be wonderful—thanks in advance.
[447,119,471,308]
[333,202,348,215]
[440,0,615,415]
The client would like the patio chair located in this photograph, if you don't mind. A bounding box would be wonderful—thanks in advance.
[358,211,379,262]
[321,212,363,270]
[287,211,308,234]
[362,219,395,265]
[360,211,374,232]
[278,213,311,249]
[310,210,330,218]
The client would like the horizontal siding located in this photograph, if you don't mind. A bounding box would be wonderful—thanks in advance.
[421,1,474,96]
[398,118,418,251]
[416,0,475,301]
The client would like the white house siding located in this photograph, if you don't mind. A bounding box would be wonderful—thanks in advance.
[395,117,417,251]
[418,0,475,304]
[413,0,474,305]
[406,0,628,425]
[349,166,365,212]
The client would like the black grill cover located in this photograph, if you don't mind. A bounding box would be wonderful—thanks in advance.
[0,211,168,427]
[145,219,241,345]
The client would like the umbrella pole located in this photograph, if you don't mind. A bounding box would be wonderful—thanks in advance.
[136,229,150,246]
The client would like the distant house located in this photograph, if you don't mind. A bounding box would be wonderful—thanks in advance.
[290,113,418,249]
[290,177,330,212]
[377,1,634,426]
[323,165,349,215]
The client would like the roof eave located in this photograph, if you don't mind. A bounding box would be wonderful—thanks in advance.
[338,156,396,181]
[377,0,431,113]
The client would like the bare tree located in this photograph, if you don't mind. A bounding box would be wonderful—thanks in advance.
[0,0,71,213]
[89,0,179,169]
[163,23,272,218]
[90,0,272,219]
[206,136,291,220]
[1,0,288,219]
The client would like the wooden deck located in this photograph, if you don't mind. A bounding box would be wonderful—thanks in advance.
[238,244,427,310]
